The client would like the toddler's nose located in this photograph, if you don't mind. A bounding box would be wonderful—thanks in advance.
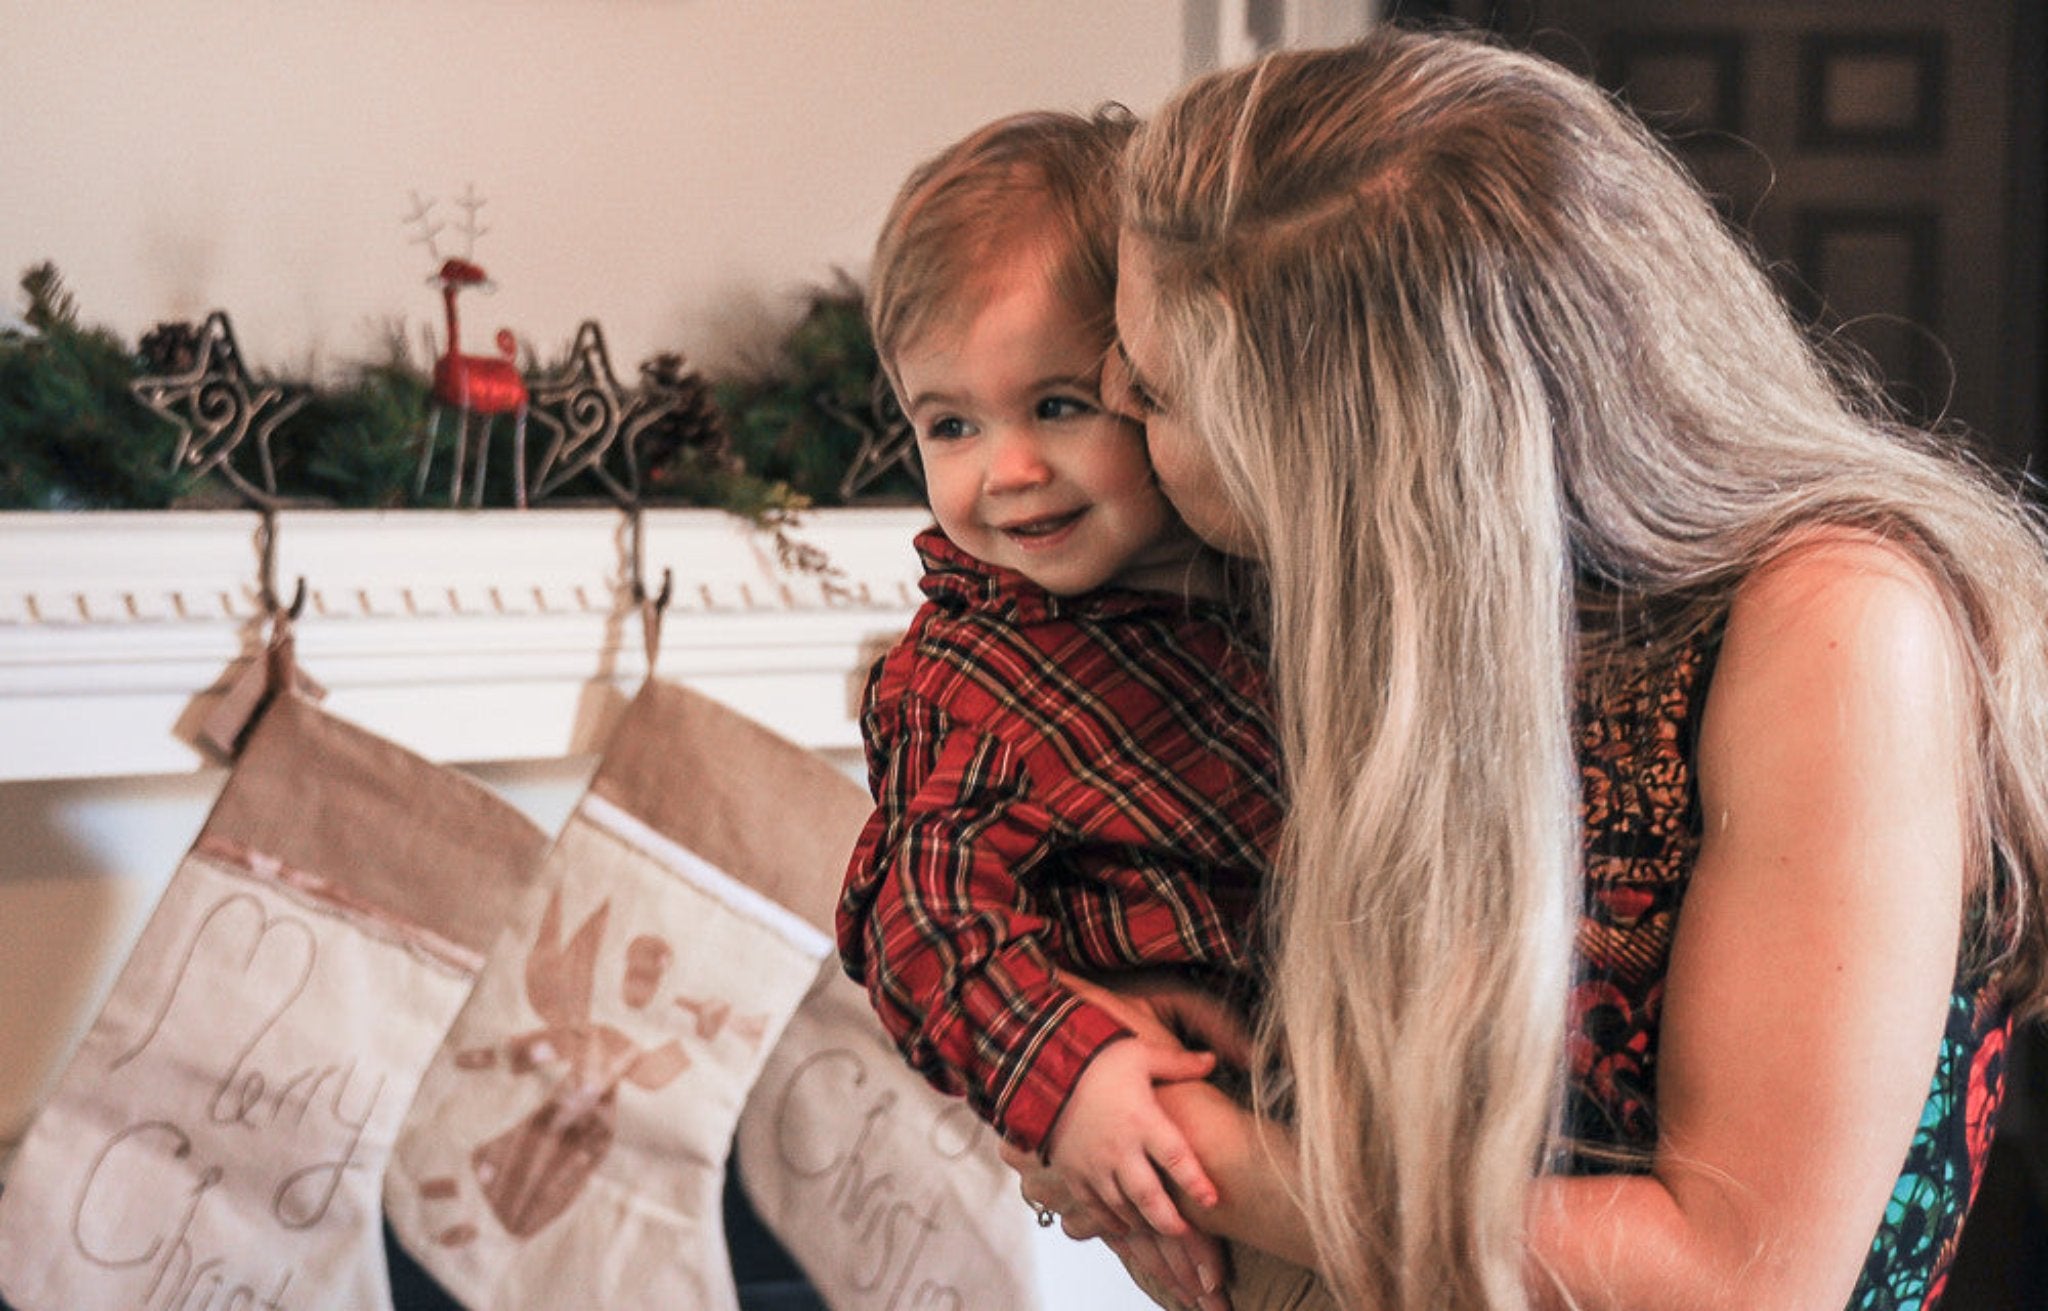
[983,428,1052,494]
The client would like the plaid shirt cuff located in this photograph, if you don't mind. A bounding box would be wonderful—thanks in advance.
[988,994,1132,1155]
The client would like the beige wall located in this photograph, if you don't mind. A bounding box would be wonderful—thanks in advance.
[0,0,1186,377]
[0,10,1208,1302]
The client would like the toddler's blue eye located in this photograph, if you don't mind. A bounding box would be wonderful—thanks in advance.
[926,416,971,440]
[1037,396,1093,421]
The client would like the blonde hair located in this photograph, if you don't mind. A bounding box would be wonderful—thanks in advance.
[867,107,1135,390]
[1123,27,2048,1310]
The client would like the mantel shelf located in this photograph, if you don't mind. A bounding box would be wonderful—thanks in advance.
[0,508,932,781]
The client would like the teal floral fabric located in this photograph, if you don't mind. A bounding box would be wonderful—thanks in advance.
[1850,981,2008,1309]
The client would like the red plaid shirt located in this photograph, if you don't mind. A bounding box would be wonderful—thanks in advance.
[836,528,1281,1152]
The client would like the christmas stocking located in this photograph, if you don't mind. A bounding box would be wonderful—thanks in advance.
[385,679,838,1310]
[704,706,1041,1310]
[736,969,1043,1310]
[0,692,548,1311]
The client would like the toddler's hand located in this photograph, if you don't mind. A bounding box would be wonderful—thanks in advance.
[1045,1036,1220,1237]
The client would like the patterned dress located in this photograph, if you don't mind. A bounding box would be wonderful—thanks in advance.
[1565,637,2012,1309]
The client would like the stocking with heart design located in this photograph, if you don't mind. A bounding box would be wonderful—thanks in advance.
[0,693,548,1311]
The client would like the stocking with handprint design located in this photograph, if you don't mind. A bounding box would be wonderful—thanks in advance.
[386,680,835,1310]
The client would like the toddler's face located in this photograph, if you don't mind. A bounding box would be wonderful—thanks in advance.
[896,258,1195,596]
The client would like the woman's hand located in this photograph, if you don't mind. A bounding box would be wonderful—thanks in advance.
[1004,1131,1231,1311]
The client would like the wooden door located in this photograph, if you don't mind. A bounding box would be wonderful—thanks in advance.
[1390,0,2045,474]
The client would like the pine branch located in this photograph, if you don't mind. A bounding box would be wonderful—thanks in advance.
[20,261,78,331]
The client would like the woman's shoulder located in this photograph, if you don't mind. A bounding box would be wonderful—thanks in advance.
[1575,526,1964,846]
[1734,524,1952,619]
[1698,524,1972,861]
[1717,526,1962,711]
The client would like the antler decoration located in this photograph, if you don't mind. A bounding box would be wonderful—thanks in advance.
[403,182,489,265]
[452,183,489,260]
[133,311,306,504]
[402,190,446,265]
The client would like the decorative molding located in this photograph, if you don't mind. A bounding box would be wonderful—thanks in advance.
[0,508,931,781]
[1791,205,1944,414]
[1604,29,1747,142]
[1797,30,1947,153]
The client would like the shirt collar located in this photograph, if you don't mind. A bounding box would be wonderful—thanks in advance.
[912,526,1209,626]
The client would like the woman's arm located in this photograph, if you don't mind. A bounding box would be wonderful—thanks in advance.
[1024,534,1971,1309]
[1011,976,1315,1310]
[1530,533,1970,1309]
[1155,1080,1314,1265]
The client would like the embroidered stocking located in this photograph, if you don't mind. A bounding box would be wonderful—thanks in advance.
[0,693,547,1311]
[736,967,1043,1310]
[385,680,835,1310]
[690,695,1042,1311]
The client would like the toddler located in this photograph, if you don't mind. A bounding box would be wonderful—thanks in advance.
[835,108,1280,1242]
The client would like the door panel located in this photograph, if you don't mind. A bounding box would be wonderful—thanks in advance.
[1391,0,2043,472]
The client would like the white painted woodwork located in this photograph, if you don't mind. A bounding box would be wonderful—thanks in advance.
[0,508,929,781]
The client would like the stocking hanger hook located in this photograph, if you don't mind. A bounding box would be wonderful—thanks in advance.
[256,506,308,623]
[626,503,674,611]
[626,502,673,669]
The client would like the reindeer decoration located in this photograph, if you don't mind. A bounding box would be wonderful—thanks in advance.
[407,188,532,507]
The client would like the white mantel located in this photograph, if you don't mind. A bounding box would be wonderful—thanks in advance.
[0,508,1163,1307]
[0,507,931,781]
[0,503,931,1175]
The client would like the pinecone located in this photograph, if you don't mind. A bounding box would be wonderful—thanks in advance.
[137,321,205,376]
[636,352,737,478]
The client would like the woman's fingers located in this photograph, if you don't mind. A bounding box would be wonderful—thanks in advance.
[1107,1233,1189,1309]
[1152,1226,1231,1308]
[1057,1203,1118,1242]
[1085,1175,1146,1237]
[1019,1155,1131,1238]
[1109,1229,1231,1311]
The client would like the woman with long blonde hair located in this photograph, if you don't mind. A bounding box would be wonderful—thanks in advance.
[1010,25,2048,1311]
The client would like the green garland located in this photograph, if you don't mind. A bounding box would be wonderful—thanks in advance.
[1,264,197,509]
[0,263,920,516]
